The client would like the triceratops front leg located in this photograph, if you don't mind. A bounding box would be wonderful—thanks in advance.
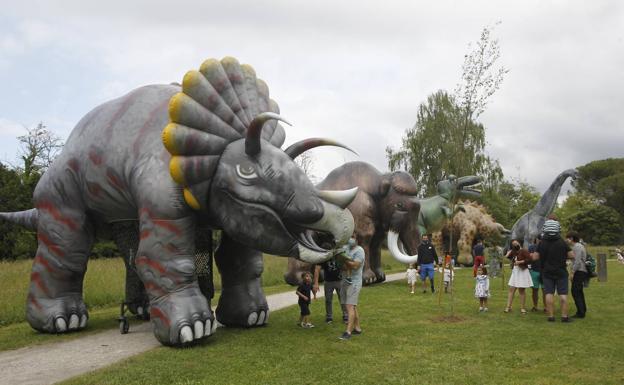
[215,233,268,327]
[26,205,94,333]
[136,212,214,346]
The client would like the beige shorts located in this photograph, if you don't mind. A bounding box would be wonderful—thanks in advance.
[340,283,361,305]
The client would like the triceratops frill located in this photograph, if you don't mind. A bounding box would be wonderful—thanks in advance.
[0,57,357,346]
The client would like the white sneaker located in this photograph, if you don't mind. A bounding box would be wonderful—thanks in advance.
[305,323,315,328]
[479,307,484,312]
[484,307,489,312]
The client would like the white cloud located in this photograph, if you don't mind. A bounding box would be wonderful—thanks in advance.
[0,0,622,195]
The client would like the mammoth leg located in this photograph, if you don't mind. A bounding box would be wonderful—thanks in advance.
[368,233,386,283]
[284,257,313,286]
[215,233,268,327]
[356,228,376,285]
[136,213,214,346]
[26,204,93,333]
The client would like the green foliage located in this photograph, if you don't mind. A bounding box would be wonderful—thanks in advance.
[481,180,540,229]
[0,163,38,260]
[90,241,120,258]
[574,158,624,219]
[555,192,622,245]
[387,90,503,196]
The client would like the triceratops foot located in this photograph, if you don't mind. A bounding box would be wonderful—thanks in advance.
[149,286,215,346]
[27,295,89,333]
[216,284,269,328]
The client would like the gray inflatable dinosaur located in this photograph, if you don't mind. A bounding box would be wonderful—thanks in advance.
[509,169,578,247]
[0,57,357,346]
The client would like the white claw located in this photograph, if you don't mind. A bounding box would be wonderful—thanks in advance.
[257,311,266,325]
[55,318,67,332]
[68,314,79,330]
[247,312,258,326]
[137,306,143,316]
[204,320,212,336]
[79,314,88,328]
[193,320,204,339]
[180,326,194,343]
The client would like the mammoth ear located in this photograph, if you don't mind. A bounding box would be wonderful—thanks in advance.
[380,176,392,197]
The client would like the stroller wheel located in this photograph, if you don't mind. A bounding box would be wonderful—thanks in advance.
[119,317,130,334]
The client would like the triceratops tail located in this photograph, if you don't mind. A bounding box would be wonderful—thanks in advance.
[0,209,38,230]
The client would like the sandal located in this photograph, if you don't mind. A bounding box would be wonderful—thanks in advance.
[521,309,527,315]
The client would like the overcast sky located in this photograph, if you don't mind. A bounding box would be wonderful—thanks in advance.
[1,0,622,197]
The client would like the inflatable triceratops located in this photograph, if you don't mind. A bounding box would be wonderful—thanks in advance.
[0,57,357,346]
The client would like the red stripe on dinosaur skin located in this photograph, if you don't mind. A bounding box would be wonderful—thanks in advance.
[88,150,103,166]
[106,169,125,190]
[105,89,139,136]
[38,233,64,257]
[139,230,151,240]
[34,253,54,273]
[86,182,102,198]
[28,294,43,311]
[149,307,171,328]
[143,281,167,296]
[67,158,80,172]
[30,272,51,297]
[164,243,180,253]
[135,255,167,275]
[37,201,79,231]
[153,220,182,236]
[132,98,169,155]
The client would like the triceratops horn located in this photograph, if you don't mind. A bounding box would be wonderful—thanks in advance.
[317,187,358,209]
[245,112,291,156]
[284,138,358,160]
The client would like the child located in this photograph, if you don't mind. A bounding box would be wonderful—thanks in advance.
[443,263,454,293]
[406,263,418,293]
[474,265,490,312]
[296,272,314,328]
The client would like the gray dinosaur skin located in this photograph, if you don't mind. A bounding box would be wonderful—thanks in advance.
[285,161,421,285]
[509,169,578,247]
[2,83,355,346]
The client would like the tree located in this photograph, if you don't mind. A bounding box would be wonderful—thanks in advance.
[481,180,540,229]
[17,122,63,189]
[555,192,622,244]
[573,158,624,219]
[386,24,507,196]
[294,151,316,183]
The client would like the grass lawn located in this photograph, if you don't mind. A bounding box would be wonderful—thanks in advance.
[0,250,404,351]
[61,261,624,385]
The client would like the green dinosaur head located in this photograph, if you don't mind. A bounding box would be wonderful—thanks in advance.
[437,175,482,202]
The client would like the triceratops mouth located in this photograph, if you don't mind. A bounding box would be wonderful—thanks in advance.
[290,227,335,253]
[458,176,482,195]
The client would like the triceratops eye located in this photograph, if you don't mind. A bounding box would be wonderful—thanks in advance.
[236,163,258,180]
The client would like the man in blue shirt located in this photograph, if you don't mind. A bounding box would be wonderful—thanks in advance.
[339,237,365,340]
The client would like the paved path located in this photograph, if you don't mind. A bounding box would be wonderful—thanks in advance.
[0,273,403,385]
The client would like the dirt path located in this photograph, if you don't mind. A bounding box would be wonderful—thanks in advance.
[0,273,403,385]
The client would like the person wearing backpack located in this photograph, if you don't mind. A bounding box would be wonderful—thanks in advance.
[566,231,588,319]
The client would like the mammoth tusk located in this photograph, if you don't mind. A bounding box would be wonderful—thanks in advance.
[245,112,291,156]
[387,231,419,264]
[317,187,358,209]
[284,138,358,160]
